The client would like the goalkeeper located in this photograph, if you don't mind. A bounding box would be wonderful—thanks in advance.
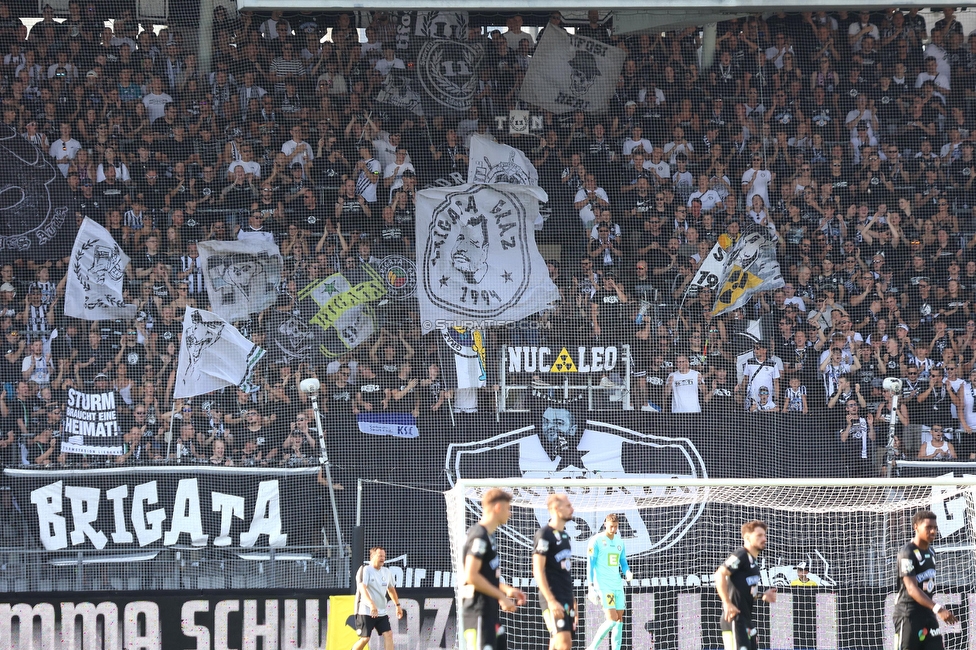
[586,514,632,650]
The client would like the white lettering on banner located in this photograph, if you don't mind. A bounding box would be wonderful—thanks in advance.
[181,601,210,650]
[212,492,246,547]
[65,485,107,549]
[242,600,277,650]
[507,346,618,373]
[28,479,285,551]
[0,603,56,650]
[932,480,968,539]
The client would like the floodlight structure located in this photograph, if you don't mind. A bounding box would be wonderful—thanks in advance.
[301,378,344,552]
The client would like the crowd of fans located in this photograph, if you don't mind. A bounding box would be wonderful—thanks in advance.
[0,4,975,476]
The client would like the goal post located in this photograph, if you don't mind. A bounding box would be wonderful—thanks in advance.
[445,477,976,649]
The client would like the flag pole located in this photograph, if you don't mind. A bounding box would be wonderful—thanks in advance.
[165,398,176,461]
[301,377,345,554]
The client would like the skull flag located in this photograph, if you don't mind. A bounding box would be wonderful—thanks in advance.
[519,26,626,114]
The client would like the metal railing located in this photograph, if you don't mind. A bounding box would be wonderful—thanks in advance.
[0,545,348,593]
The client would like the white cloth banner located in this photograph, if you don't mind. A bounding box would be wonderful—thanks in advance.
[519,26,626,114]
[688,243,727,291]
[197,239,283,323]
[174,307,266,399]
[711,227,785,317]
[64,217,136,321]
[468,135,543,189]
[416,183,558,333]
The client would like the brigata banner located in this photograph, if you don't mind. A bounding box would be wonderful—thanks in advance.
[4,466,322,551]
[61,388,124,455]
[3,587,975,649]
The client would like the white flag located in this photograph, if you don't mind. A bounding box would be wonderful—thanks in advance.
[468,135,543,189]
[64,217,136,321]
[519,26,626,114]
[415,183,559,334]
[174,307,266,399]
[197,239,283,323]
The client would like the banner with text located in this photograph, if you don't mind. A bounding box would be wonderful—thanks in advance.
[5,467,322,551]
[61,388,124,455]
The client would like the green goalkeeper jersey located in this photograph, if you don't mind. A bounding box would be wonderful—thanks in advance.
[587,531,629,590]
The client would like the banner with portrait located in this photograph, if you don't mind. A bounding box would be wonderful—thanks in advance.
[415,183,558,333]
[197,240,283,323]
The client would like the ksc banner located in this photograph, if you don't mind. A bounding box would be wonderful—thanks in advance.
[416,184,558,333]
[520,26,626,114]
[5,466,321,551]
[61,388,124,455]
[356,412,420,438]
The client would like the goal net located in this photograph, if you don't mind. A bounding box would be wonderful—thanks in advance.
[445,478,976,650]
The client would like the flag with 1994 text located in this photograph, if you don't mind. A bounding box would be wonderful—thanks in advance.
[416,183,558,333]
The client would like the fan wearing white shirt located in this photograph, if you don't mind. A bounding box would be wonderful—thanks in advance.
[666,355,704,413]
[373,48,406,78]
[621,125,653,164]
[742,154,774,208]
[281,124,314,176]
[687,175,724,212]
[49,123,82,177]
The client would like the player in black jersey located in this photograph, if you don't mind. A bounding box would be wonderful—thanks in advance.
[714,520,777,650]
[461,488,527,650]
[894,510,957,650]
[532,493,577,650]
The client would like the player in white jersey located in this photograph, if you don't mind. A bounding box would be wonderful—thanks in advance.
[352,546,402,650]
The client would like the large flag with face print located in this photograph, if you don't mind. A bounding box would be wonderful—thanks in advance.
[197,239,283,323]
[174,307,266,399]
[415,183,558,334]
[64,217,137,320]
[519,25,626,114]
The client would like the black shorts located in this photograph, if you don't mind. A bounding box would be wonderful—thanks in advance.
[894,613,944,650]
[355,614,392,638]
[721,618,758,650]
[461,612,505,650]
[542,602,576,639]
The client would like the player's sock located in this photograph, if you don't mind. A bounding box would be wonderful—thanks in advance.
[586,619,615,650]
[610,620,624,650]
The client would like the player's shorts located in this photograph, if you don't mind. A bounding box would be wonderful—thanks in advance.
[461,613,506,650]
[721,619,758,650]
[602,588,627,610]
[893,614,944,650]
[355,614,392,638]
[542,602,576,638]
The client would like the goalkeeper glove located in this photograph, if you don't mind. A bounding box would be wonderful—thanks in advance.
[624,570,634,583]
[587,584,601,606]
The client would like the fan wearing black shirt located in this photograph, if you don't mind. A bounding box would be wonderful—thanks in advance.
[893,510,956,649]
[715,519,777,650]
[532,493,577,649]
[460,488,526,650]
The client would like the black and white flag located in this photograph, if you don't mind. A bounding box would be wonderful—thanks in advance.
[197,240,283,323]
[468,135,542,188]
[64,217,136,321]
[61,388,124,455]
[416,40,485,113]
[519,26,626,114]
[415,183,558,333]
[174,308,266,399]
[375,72,425,116]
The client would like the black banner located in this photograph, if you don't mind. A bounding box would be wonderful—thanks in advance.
[0,587,972,649]
[3,466,326,551]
